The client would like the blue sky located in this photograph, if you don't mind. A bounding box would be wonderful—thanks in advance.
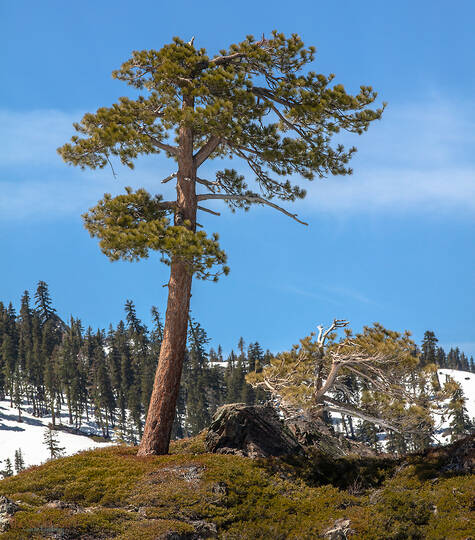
[1,0,474,356]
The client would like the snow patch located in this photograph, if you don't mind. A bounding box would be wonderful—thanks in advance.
[437,369,475,420]
[0,400,113,472]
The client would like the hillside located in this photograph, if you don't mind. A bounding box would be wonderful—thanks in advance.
[0,434,473,539]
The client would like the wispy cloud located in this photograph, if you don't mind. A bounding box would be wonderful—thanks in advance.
[300,98,475,216]
[281,285,374,307]
[323,286,375,305]
[0,109,175,220]
[0,109,78,166]
[301,167,475,215]
[0,171,176,221]
[1,97,474,221]
[282,285,341,306]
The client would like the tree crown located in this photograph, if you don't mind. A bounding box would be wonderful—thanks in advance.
[58,32,384,279]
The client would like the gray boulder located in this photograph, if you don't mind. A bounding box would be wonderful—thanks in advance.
[205,404,303,458]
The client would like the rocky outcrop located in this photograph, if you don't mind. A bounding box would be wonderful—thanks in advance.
[205,404,378,460]
[324,518,353,539]
[0,496,19,532]
[205,404,304,458]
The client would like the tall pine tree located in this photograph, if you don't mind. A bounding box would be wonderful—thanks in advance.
[58,33,383,454]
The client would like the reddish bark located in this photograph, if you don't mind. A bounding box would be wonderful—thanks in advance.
[137,258,193,455]
[137,97,196,455]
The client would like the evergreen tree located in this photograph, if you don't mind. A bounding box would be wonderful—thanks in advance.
[421,331,438,367]
[109,320,131,427]
[151,306,164,345]
[247,342,268,403]
[435,346,447,369]
[89,331,115,437]
[460,352,470,372]
[125,301,153,419]
[18,291,33,374]
[0,302,5,399]
[14,449,25,473]
[59,33,383,455]
[447,347,462,370]
[17,291,33,412]
[125,412,138,445]
[13,364,23,422]
[446,382,472,441]
[385,429,408,455]
[44,345,61,425]
[128,383,143,438]
[249,321,442,442]
[206,363,226,416]
[1,283,283,442]
[225,351,245,404]
[2,304,18,407]
[34,281,56,324]
[43,426,65,459]
[59,318,84,427]
[25,313,39,414]
[2,458,13,478]
[184,317,211,435]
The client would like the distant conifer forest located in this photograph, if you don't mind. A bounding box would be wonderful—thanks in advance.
[0,281,473,448]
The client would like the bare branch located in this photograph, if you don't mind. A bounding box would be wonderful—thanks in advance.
[252,86,296,108]
[196,193,308,225]
[161,172,177,184]
[197,205,220,216]
[314,361,341,402]
[269,103,308,140]
[322,397,402,433]
[196,177,219,190]
[152,140,179,156]
[194,136,222,167]
[209,52,246,66]
[316,325,324,344]
[132,123,179,156]
[319,319,349,346]
[155,201,176,210]
[106,156,118,179]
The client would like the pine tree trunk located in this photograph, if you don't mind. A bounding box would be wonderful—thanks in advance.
[137,259,193,455]
[138,99,196,455]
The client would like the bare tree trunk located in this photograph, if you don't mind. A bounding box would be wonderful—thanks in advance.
[137,259,193,454]
[138,97,196,455]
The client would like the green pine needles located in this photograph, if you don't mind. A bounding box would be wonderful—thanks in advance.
[58,32,384,281]
[82,188,228,280]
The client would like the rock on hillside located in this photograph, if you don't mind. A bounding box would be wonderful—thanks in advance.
[205,403,376,459]
[204,403,303,458]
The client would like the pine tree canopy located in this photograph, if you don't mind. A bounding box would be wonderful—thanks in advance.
[58,32,384,280]
[34,281,56,323]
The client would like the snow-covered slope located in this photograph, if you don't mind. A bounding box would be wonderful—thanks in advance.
[437,369,475,420]
[0,400,112,473]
